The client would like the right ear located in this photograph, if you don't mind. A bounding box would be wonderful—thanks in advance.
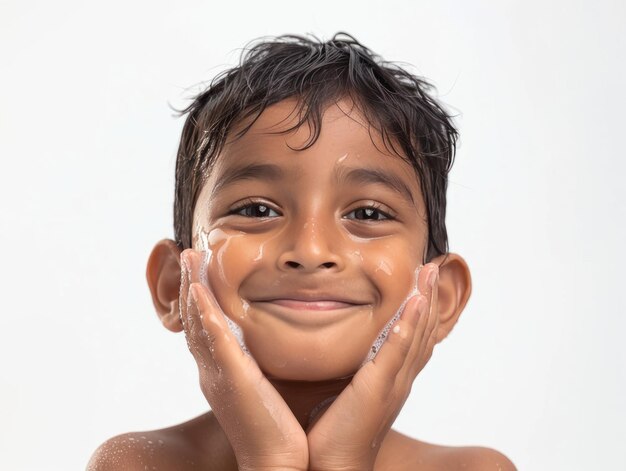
[146,239,183,333]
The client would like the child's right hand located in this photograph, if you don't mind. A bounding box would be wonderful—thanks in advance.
[179,249,309,471]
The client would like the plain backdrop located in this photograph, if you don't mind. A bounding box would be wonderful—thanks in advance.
[1,1,624,469]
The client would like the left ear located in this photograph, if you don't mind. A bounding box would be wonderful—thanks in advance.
[429,252,472,343]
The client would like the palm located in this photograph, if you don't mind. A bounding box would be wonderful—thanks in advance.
[306,363,401,469]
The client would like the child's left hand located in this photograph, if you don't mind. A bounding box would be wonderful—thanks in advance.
[306,263,440,471]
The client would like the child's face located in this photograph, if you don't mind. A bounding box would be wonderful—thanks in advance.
[192,98,428,381]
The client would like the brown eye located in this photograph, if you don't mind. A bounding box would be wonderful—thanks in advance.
[346,206,392,221]
[232,203,280,218]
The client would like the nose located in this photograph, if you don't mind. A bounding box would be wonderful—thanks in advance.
[277,216,345,273]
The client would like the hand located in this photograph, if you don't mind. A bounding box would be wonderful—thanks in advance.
[306,263,440,471]
[179,248,309,471]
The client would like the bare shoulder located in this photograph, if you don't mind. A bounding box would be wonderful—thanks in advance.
[86,431,181,471]
[378,430,517,471]
[442,445,517,470]
[86,412,235,471]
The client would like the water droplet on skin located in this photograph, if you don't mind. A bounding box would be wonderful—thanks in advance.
[253,243,264,262]
[352,250,363,262]
[206,228,227,246]
[336,152,348,164]
[375,260,392,276]
[240,299,250,318]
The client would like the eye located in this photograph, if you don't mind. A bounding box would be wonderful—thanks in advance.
[230,202,281,218]
[345,205,393,221]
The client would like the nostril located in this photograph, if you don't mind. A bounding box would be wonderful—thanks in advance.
[281,260,338,271]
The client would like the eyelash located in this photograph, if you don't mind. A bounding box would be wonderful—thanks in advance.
[228,200,281,218]
[345,202,394,221]
[228,199,395,221]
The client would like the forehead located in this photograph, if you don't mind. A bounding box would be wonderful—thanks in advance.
[199,98,426,218]
[217,98,415,176]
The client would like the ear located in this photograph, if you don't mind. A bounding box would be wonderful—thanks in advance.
[146,239,183,333]
[429,252,472,344]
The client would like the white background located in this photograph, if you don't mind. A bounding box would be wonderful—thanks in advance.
[1,1,624,469]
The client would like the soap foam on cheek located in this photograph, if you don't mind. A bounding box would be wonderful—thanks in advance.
[205,228,239,288]
[361,264,423,366]
[196,224,251,356]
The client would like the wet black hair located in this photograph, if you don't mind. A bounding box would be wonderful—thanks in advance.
[173,32,457,263]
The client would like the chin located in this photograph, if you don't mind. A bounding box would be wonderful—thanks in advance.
[262,361,357,382]
[246,336,367,381]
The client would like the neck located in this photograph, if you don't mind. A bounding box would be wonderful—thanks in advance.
[268,375,353,430]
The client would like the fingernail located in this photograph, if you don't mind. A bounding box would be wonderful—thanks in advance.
[428,265,439,288]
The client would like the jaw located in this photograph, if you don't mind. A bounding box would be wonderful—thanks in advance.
[239,314,379,381]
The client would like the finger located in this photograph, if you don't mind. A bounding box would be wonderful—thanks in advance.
[183,249,202,303]
[420,269,440,369]
[190,282,249,375]
[418,264,438,348]
[179,249,194,333]
[184,250,202,337]
[367,264,437,387]
[397,264,437,380]
[309,298,425,451]
[181,250,219,371]
[188,282,307,466]
[369,263,433,375]
[422,265,439,348]
[185,249,212,336]
[186,247,249,367]
[410,265,439,377]
[364,295,422,397]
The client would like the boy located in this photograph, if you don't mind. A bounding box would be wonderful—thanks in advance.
[88,33,516,470]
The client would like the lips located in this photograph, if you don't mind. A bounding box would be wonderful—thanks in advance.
[249,292,370,326]
[252,291,368,308]
[264,299,357,311]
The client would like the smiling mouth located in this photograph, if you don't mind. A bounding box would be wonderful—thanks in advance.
[264,299,358,311]
[250,299,368,327]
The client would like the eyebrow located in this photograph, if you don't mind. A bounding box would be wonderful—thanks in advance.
[336,167,416,206]
[210,163,284,199]
[211,161,416,206]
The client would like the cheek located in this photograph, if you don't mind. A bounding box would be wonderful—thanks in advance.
[199,228,270,318]
[360,242,421,315]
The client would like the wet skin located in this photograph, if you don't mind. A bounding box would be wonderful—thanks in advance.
[190,97,430,382]
[89,98,520,470]
[174,98,455,469]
